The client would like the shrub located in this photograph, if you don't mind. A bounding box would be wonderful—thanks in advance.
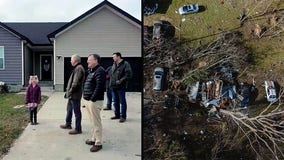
[0,82,9,93]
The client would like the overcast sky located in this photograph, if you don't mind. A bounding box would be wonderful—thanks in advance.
[0,0,141,22]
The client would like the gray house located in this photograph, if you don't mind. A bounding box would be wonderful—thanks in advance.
[0,0,142,91]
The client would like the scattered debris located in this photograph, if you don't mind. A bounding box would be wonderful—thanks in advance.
[13,105,25,109]
[252,24,262,38]
[237,8,247,26]
[144,2,158,16]
[186,81,200,103]
[145,53,157,60]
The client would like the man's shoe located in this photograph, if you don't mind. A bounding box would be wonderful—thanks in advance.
[69,130,82,135]
[110,116,120,120]
[85,139,95,145]
[103,108,111,110]
[30,122,34,125]
[119,118,126,123]
[60,124,72,129]
[90,145,102,152]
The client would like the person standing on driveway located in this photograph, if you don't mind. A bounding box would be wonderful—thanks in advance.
[60,54,85,135]
[25,75,41,125]
[103,65,113,110]
[110,52,132,123]
[83,54,106,152]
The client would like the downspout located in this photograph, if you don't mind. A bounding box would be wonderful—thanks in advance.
[53,39,56,88]
[21,41,24,86]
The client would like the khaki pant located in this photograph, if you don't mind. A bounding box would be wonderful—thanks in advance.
[83,99,103,145]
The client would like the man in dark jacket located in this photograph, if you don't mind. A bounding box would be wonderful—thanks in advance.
[109,52,132,123]
[60,54,85,135]
[83,54,106,152]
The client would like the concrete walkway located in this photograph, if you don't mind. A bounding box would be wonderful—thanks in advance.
[2,92,141,160]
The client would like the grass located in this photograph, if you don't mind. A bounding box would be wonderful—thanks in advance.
[0,93,48,158]
[145,0,241,46]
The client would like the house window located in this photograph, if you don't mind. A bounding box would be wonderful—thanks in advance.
[0,47,4,70]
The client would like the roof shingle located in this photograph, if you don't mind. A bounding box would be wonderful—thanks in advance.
[4,22,67,45]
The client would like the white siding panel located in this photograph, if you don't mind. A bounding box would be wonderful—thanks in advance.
[55,7,141,84]
[55,61,64,84]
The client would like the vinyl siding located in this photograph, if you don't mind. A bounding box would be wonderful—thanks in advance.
[54,6,141,85]
[0,26,22,85]
[24,46,33,85]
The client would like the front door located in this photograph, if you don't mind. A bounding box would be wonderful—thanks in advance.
[40,55,52,81]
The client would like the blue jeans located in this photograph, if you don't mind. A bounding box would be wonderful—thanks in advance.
[66,99,82,132]
[112,88,127,119]
[106,87,112,109]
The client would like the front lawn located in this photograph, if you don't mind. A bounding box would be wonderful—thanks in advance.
[0,93,48,158]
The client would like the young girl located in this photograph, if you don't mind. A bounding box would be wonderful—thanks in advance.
[25,75,41,125]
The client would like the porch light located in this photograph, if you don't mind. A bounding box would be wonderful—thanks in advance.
[56,55,62,60]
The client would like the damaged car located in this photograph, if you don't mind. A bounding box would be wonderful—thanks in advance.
[265,80,277,102]
[153,67,164,91]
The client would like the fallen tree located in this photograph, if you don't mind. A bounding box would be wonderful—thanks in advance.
[213,88,284,160]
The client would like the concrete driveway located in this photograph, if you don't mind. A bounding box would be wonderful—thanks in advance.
[2,92,141,160]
